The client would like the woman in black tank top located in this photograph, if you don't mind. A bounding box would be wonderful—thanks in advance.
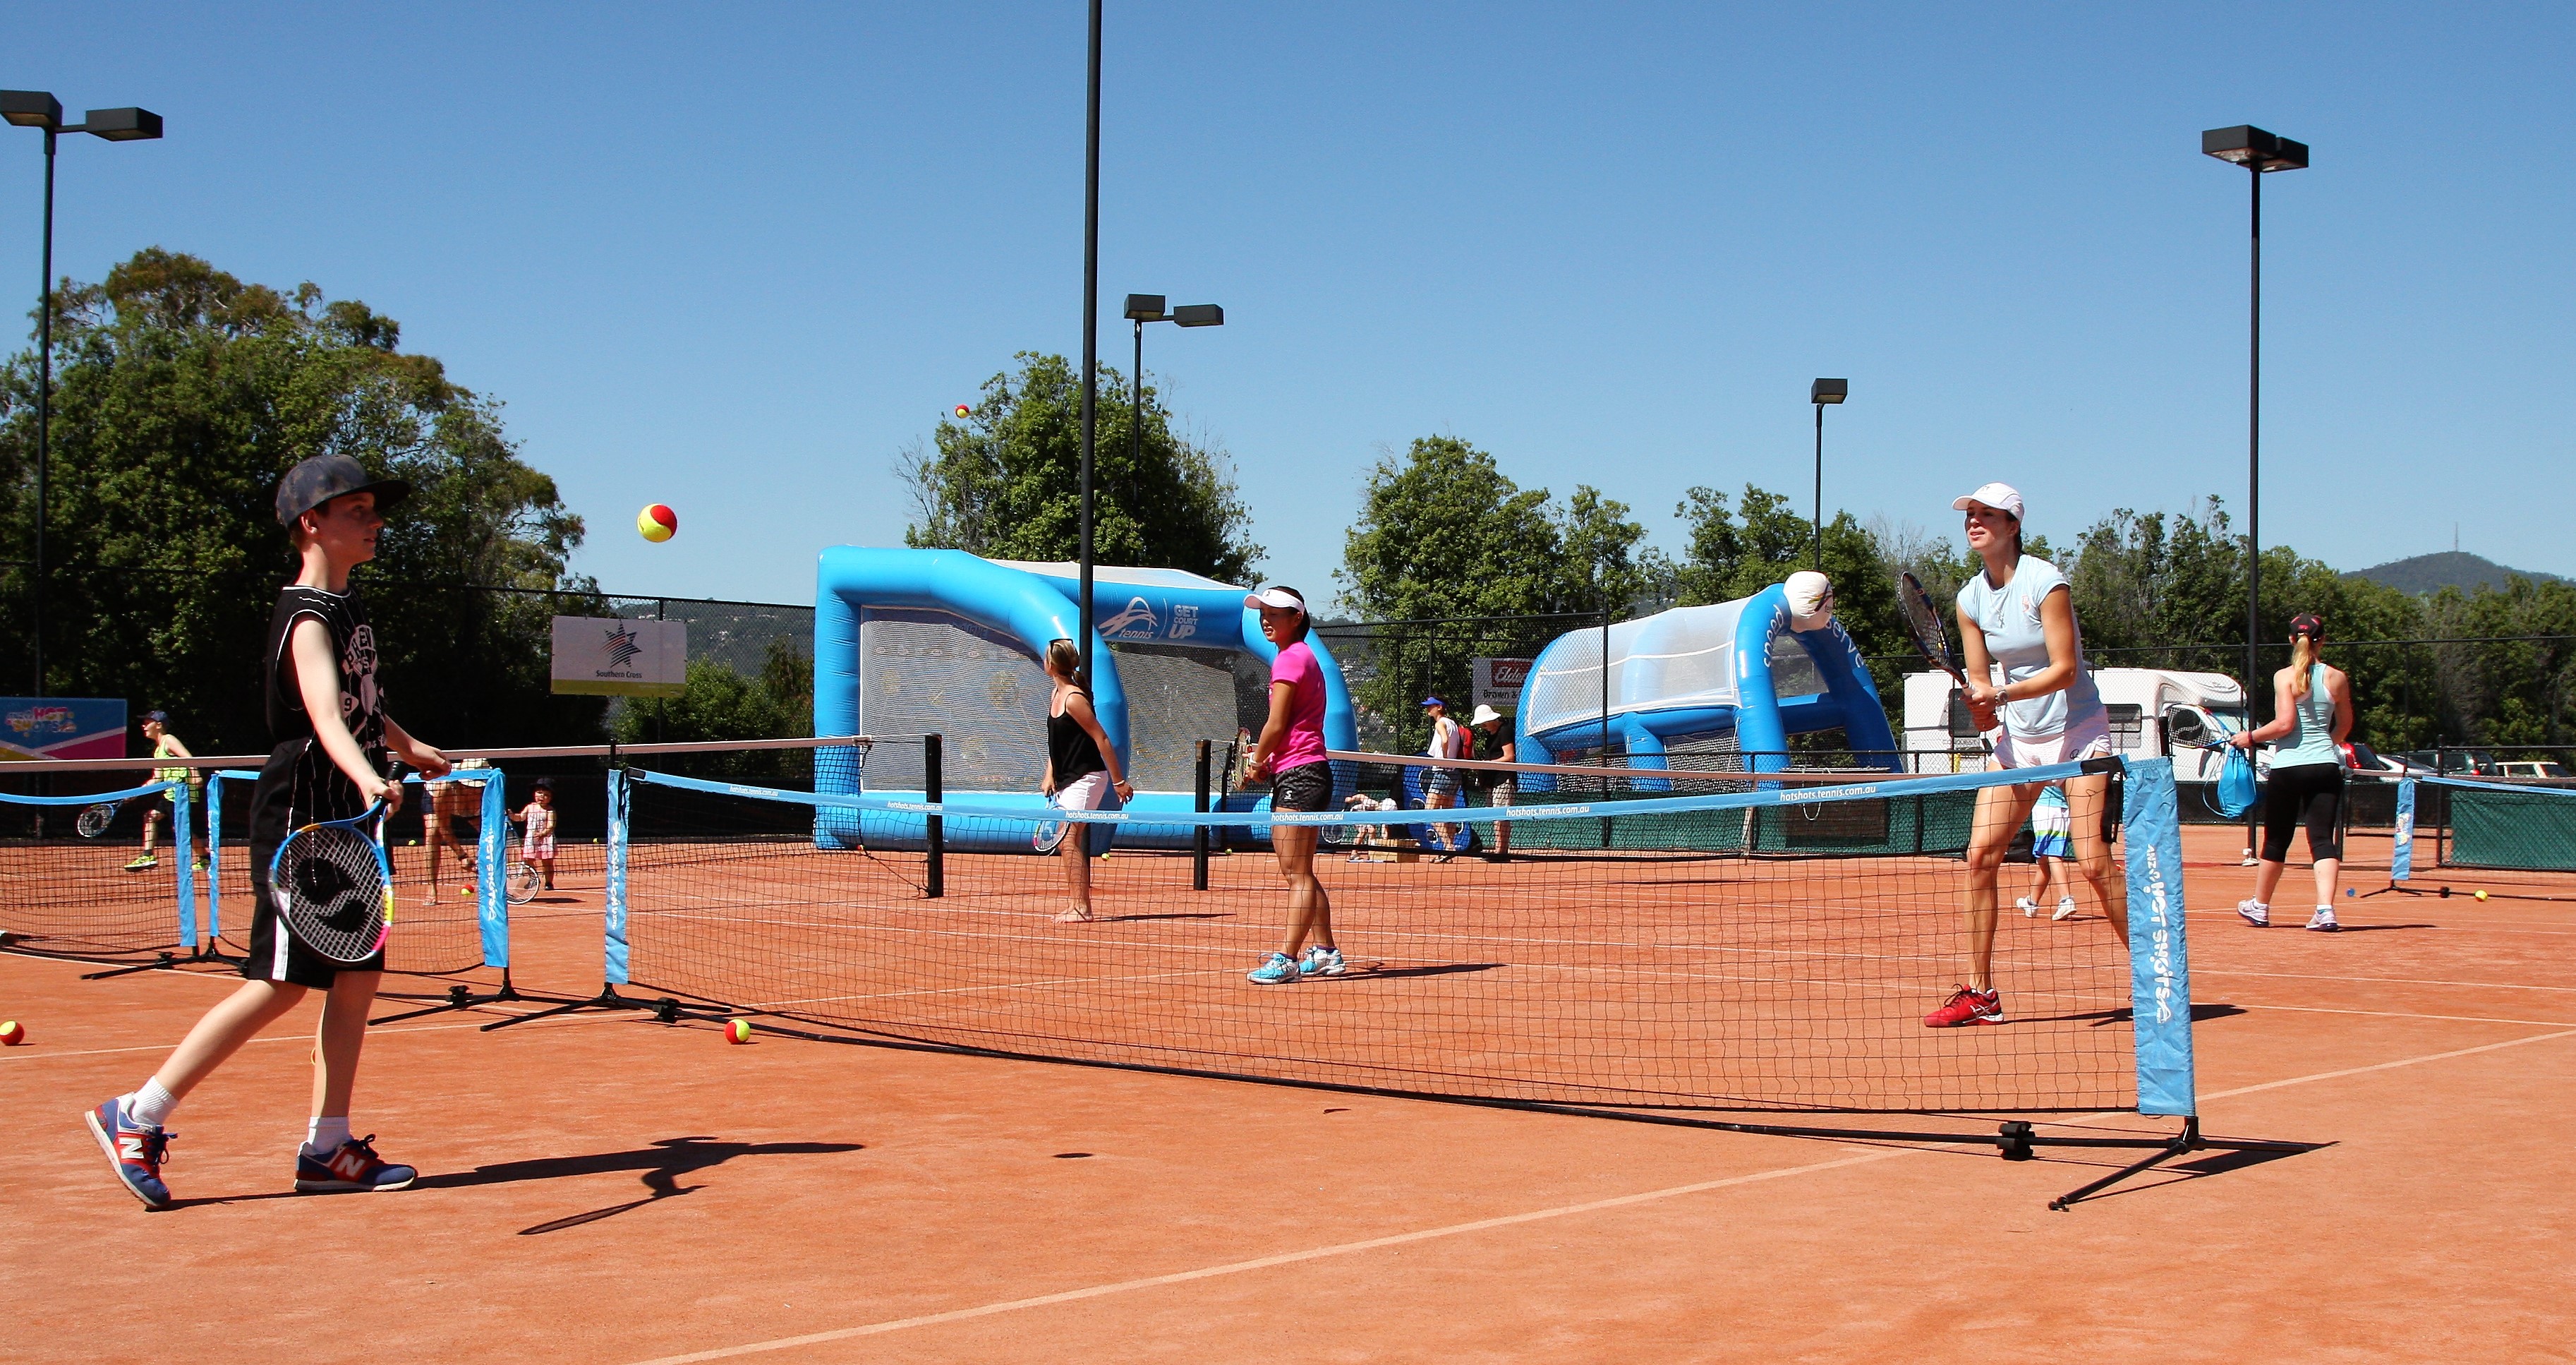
[1041,639,1131,922]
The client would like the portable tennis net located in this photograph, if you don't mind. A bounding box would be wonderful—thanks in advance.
[2389,774,2576,900]
[598,750,2200,1140]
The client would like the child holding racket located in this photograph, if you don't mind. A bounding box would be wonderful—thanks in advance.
[514,778,562,892]
[85,455,449,1210]
[1922,483,2127,1028]
[1039,639,1132,923]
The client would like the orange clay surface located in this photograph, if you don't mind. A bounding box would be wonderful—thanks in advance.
[4,824,2573,1362]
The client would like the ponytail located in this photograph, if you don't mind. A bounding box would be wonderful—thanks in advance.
[1046,639,1082,680]
[2288,634,2320,699]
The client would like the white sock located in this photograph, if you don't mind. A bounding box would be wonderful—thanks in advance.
[306,1116,351,1156]
[124,1080,178,1128]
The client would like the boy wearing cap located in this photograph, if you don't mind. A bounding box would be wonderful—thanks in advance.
[127,711,203,874]
[1928,482,2127,1029]
[84,455,452,1210]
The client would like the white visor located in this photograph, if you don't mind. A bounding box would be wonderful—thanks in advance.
[1245,588,1306,612]
[1783,570,1835,632]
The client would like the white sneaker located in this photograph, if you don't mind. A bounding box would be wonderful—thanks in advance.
[2053,897,2080,922]
[2236,899,2270,927]
[2305,907,2340,932]
[2016,896,2040,918]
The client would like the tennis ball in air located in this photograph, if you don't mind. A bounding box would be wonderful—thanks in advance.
[0,1021,23,1046]
[724,1018,753,1045]
[953,404,972,419]
[2475,889,2489,901]
[637,504,679,543]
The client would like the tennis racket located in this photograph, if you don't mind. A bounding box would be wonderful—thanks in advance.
[75,800,124,838]
[1895,571,1967,685]
[269,767,403,966]
[1032,810,1069,854]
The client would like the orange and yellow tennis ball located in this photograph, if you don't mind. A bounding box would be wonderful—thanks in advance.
[2474,889,2489,902]
[724,1018,753,1045]
[0,1020,24,1046]
[954,404,971,419]
[637,504,678,543]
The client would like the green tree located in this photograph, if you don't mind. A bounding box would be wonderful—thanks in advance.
[1674,483,1907,704]
[2427,577,2576,749]
[0,250,598,752]
[900,351,1262,584]
[611,637,816,782]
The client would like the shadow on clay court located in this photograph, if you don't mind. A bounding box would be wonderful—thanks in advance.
[2055,1002,2249,1029]
[1315,962,1506,982]
[2062,1138,2337,1204]
[411,1136,865,1234]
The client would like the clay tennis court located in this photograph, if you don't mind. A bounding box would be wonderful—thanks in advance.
[6,822,2573,1361]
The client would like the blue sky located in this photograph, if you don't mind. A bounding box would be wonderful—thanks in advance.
[7,2,2570,608]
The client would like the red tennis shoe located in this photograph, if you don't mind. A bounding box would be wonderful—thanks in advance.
[1923,986,2005,1028]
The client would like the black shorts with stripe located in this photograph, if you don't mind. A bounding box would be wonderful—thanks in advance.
[240,740,385,987]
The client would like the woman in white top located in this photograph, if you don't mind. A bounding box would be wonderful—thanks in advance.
[2229,613,2352,931]
[1925,482,2130,1028]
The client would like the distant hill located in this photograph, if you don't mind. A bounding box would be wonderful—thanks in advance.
[2346,552,2567,596]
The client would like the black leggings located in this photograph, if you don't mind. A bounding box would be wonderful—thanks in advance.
[2261,762,2345,862]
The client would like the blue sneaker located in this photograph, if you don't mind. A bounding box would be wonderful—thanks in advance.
[85,1099,174,1210]
[296,1135,417,1193]
[1247,952,1300,985]
[1298,946,1348,978]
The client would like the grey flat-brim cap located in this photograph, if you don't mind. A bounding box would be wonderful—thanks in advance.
[275,453,412,527]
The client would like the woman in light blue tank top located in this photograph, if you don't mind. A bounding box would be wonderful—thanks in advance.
[1925,482,2129,1030]
[2228,613,2353,930]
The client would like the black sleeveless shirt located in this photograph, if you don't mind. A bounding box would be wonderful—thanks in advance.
[259,584,387,823]
[1048,688,1107,784]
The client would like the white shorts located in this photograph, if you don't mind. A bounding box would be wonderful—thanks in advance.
[1055,771,1114,811]
[1991,712,2112,770]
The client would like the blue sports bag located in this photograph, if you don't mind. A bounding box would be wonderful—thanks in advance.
[2215,744,2258,819]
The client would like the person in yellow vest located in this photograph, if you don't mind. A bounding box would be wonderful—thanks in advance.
[128,711,204,874]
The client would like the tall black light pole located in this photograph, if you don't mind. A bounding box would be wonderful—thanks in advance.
[3,93,163,698]
[2201,127,2307,720]
[1809,378,1846,570]
[1123,295,1224,534]
[1077,1,1103,688]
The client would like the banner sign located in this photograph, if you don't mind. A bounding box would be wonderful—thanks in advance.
[1472,658,1532,714]
[1,697,128,761]
[2120,756,2196,1117]
[551,617,687,697]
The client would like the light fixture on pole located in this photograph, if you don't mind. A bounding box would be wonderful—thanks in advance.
[2203,123,2306,859]
[1121,294,1225,560]
[1809,378,1847,570]
[4,91,164,699]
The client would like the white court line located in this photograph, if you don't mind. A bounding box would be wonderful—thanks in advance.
[2242,1002,2576,1028]
[2196,968,2576,993]
[619,1026,2576,1365]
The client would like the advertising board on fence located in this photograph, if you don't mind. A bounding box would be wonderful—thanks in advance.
[551,617,688,697]
[1473,659,1532,715]
[1,697,128,761]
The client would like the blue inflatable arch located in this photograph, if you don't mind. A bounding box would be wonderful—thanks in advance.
[1514,583,1899,790]
[811,547,1357,848]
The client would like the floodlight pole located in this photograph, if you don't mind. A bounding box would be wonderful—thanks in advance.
[1077,0,1103,690]
[4,92,163,697]
[1808,379,1846,572]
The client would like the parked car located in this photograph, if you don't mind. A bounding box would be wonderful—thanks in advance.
[2496,760,2575,783]
[2401,750,2501,776]
[2347,742,2428,777]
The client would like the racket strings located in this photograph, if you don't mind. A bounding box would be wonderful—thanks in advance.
[278,825,389,961]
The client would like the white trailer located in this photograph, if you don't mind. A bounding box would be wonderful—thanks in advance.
[1900,667,2251,781]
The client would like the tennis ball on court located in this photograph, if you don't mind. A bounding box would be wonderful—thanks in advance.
[0,1021,24,1046]
[724,1018,753,1045]
[637,503,679,543]
[2474,889,2489,901]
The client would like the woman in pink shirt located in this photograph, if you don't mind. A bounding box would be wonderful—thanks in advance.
[1241,586,1342,983]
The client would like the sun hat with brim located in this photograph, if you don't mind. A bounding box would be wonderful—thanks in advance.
[275,453,411,527]
[1950,481,2025,521]
[1469,704,1505,727]
[1244,586,1307,613]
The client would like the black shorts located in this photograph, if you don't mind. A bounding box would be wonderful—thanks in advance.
[1272,762,1335,813]
[2261,762,2345,863]
[241,742,384,988]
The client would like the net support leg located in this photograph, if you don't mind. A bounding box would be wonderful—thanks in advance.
[476,982,710,1032]
[2049,1117,2200,1210]
[81,951,179,980]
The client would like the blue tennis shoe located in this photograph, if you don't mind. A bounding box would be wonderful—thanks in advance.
[85,1098,174,1210]
[296,1135,417,1193]
[1247,951,1300,985]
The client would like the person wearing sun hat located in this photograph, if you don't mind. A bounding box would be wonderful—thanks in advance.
[1468,703,1516,860]
[1923,481,2129,1029]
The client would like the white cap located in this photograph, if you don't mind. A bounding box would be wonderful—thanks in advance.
[1244,586,1307,612]
[1469,704,1506,727]
[1783,570,1835,632]
[1951,482,2025,520]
